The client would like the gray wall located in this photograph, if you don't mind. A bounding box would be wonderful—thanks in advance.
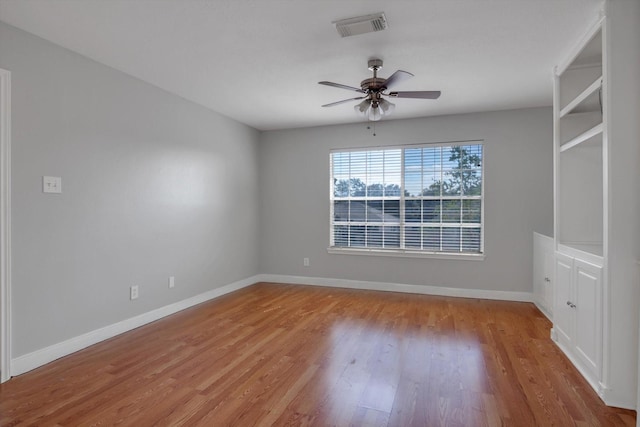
[0,22,260,357]
[258,108,553,292]
[0,21,555,361]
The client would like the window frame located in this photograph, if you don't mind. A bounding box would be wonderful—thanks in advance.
[328,140,485,260]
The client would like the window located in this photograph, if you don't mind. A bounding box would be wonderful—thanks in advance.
[330,142,483,257]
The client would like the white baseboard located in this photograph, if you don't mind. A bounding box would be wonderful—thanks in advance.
[533,300,553,322]
[551,329,635,410]
[11,273,535,378]
[11,275,260,377]
[597,387,636,411]
[256,274,534,302]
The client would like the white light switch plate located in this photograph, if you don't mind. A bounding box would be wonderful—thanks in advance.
[43,176,62,193]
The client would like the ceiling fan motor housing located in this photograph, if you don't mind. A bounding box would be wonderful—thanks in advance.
[367,58,383,71]
[360,77,385,91]
[362,59,385,91]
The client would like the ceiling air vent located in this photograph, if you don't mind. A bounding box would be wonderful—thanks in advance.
[333,13,387,38]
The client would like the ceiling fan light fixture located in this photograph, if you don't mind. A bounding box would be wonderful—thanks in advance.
[378,98,395,115]
[354,99,370,116]
[368,104,382,121]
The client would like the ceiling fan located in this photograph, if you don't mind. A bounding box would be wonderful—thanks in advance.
[319,58,441,121]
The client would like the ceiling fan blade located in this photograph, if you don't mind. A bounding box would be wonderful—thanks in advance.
[382,70,414,90]
[322,97,366,107]
[388,91,441,99]
[318,81,366,93]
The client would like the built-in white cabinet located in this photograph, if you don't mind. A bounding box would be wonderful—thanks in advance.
[533,233,554,318]
[551,14,608,401]
[553,252,603,389]
[549,2,640,410]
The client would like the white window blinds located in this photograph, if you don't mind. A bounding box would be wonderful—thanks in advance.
[330,142,483,255]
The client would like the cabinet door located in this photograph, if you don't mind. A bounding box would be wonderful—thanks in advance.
[533,233,554,315]
[533,236,544,304]
[553,252,574,346]
[542,249,555,316]
[573,258,602,379]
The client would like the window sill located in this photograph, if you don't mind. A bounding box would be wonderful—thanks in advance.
[327,247,485,261]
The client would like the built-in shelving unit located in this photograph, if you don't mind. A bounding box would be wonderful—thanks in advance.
[545,1,640,409]
[552,15,607,402]
[555,19,605,260]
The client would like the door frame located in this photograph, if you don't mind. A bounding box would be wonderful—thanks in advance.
[0,68,12,383]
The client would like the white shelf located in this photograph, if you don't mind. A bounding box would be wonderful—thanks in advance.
[560,77,602,118]
[560,123,603,152]
[565,62,602,71]
[557,243,603,267]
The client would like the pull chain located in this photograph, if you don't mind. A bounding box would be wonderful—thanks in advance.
[366,122,377,136]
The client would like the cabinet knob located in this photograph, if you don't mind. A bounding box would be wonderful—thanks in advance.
[544,277,551,282]
[566,301,576,309]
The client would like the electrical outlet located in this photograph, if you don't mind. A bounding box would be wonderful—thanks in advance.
[303,257,310,267]
[130,285,139,300]
[169,276,175,289]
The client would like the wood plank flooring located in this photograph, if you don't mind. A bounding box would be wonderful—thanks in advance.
[0,282,636,426]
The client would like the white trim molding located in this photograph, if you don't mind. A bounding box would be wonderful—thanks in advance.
[0,69,11,383]
[534,301,553,322]
[11,275,259,377]
[327,247,485,261]
[11,274,536,378]
[256,274,534,303]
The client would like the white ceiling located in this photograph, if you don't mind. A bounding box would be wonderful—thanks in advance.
[0,0,603,131]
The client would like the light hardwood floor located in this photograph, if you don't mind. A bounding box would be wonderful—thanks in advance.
[0,282,636,426]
